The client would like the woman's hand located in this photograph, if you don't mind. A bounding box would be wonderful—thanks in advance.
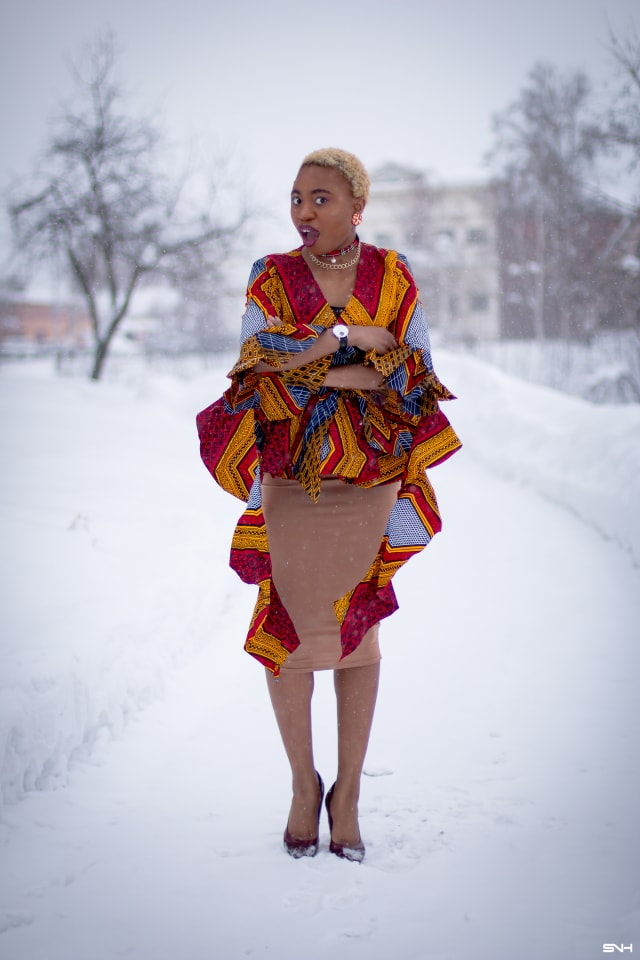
[346,326,398,354]
[323,364,385,390]
[263,316,397,355]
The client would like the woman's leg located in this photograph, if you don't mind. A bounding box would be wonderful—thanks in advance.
[265,669,321,840]
[330,662,380,844]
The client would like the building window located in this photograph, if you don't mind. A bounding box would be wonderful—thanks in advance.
[467,228,488,244]
[434,229,455,248]
[470,294,489,312]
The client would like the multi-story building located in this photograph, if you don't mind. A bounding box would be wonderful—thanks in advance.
[362,163,501,342]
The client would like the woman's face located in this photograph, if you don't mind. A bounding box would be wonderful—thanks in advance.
[291,164,364,254]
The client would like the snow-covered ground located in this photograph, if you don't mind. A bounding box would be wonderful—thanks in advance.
[1,353,639,960]
[456,329,640,406]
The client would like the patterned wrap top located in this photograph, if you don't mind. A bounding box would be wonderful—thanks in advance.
[196,242,462,676]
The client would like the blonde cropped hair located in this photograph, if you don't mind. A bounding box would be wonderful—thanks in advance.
[301,148,370,203]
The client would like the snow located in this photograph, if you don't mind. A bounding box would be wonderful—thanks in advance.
[1,353,639,960]
[459,331,640,406]
[441,351,640,565]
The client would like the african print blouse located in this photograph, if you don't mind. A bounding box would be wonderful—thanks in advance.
[197,243,461,676]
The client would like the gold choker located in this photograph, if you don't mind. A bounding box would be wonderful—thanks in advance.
[308,244,361,271]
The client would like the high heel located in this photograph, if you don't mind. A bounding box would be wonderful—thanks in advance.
[325,782,365,863]
[283,771,324,858]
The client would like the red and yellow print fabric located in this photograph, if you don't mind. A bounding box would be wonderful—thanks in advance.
[196,244,461,675]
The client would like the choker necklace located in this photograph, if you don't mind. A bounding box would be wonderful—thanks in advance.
[317,236,359,264]
[308,242,361,271]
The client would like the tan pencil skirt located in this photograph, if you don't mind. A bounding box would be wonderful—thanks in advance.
[260,474,400,672]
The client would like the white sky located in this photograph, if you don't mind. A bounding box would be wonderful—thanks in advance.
[0,0,637,257]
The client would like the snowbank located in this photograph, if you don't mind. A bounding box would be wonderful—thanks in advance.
[0,358,238,808]
[1,352,638,810]
[438,352,640,566]
[459,331,640,404]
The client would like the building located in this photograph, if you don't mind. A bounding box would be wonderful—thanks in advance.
[496,197,640,339]
[362,163,501,342]
[0,298,92,353]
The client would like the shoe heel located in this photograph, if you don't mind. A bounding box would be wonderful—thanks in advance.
[325,782,365,863]
[283,771,324,858]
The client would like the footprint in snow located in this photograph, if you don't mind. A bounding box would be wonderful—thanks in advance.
[323,887,367,909]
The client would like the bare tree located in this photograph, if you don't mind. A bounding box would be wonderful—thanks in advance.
[595,24,640,334]
[488,62,606,340]
[8,34,248,379]
[606,22,640,172]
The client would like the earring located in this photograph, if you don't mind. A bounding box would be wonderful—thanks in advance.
[351,211,363,226]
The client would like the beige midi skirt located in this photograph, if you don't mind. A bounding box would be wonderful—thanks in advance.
[261,474,400,672]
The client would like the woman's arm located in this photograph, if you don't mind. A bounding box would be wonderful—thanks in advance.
[253,319,398,375]
[323,365,385,390]
[253,328,337,372]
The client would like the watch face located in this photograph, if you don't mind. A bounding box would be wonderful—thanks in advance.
[333,324,349,338]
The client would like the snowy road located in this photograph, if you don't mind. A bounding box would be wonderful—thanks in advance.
[1,356,639,960]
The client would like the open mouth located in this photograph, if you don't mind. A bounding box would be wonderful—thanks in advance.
[298,226,320,247]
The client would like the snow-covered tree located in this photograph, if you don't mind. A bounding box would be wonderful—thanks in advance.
[8,34,248,379]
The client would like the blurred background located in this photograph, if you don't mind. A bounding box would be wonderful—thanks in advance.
[1,0,638,400]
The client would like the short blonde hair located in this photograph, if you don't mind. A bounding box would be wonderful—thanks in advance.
[300,148,370,203]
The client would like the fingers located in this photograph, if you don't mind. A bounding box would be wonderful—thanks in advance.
[348,326,398,353]
[365,332,398,353]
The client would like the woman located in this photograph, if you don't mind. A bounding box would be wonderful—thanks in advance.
[197,148,461,862]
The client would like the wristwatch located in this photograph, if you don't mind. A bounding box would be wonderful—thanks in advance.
[331,323,349,354]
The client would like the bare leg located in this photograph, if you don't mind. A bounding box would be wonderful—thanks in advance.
[265,669,321,840]
[330,662,380,845]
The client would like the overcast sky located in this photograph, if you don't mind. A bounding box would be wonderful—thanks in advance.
[1,0,637,257]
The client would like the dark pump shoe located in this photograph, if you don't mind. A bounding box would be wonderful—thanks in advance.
[283,772,325,858]
[325,782,365,863]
